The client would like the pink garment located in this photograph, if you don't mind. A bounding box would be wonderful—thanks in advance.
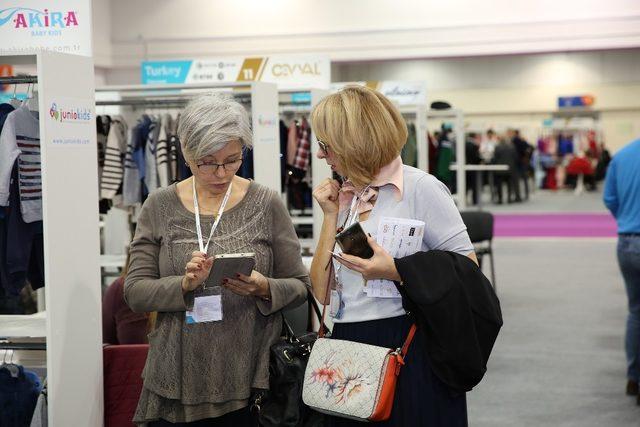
[338,156,404,214]
[286,120,298,166]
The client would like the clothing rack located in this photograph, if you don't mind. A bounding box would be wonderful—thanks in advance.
[0,75,38,84]
[278,88,330,251]
[96,81,281,193]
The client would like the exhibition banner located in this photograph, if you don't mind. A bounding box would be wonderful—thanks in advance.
[142,55,331,90]
[0,1,92,56]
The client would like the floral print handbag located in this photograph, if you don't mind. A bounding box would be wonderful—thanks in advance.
[302,262,417,422]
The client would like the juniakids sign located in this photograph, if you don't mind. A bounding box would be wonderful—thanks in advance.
[142,55,331,90]
[0,1,92,56]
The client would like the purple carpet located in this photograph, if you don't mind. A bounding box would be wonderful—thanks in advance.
[493,213,618,238]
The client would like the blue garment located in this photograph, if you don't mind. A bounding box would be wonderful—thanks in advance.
[4,160,45,296]
[327,316,467,427]
[134,115,152,182]
[603,139,640,233]
[0,364,42,427]
[558,136,574,156]
[618,235,640,382]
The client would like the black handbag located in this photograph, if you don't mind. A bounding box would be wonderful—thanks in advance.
[252,292,326,427]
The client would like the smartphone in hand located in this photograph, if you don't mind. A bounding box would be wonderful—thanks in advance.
[335,223,374,259]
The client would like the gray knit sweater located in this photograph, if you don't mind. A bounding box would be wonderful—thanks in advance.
[124,181,309,424]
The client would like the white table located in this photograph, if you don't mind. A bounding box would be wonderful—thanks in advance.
[450,164,509,209]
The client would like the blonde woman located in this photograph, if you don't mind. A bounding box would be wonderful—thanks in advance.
[309,86,477,426]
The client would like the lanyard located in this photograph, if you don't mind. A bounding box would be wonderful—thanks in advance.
[343,185,371,230]
[192,178,233,254]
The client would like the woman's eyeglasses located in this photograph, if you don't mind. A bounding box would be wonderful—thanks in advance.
[318,140,329,155]
[196,158,242,174]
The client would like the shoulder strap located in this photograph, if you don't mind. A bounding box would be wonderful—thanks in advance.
[400,323,417,358]
[318,259,334,338]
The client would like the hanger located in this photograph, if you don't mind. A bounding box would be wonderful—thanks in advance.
[26,83,39,113]
[1,349,20,378]
[9,83,22,108]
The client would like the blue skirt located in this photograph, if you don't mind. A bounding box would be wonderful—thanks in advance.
[327,316,467,427]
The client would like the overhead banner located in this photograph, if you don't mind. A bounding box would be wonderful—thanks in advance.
[0,1,92,56]
[141,55,331,90]
[331,81,427,105]
[558,95,595,109]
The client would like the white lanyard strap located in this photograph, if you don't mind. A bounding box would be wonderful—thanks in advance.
[345,185,371,228]
[192,178,233,254]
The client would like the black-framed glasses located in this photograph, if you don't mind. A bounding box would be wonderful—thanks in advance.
[318,140,329,155]
[196,158,243,174]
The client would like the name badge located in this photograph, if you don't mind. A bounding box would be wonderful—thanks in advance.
[329,289,344,319]
[186,287,223,324]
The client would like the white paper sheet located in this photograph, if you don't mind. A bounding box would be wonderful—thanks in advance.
[365,217,425,298]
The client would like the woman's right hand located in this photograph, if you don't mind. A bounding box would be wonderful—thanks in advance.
[313,178,341,215]
[181,251,214,293]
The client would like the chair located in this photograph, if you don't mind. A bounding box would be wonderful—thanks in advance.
[460,211,496,290]
[103,344,149,427]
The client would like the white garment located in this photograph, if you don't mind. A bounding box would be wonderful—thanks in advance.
[480,137,497,163]
[144,117,160,193]
[100,117,128,200]
[0,105,42,223]
[29,392,47,427]
[122,126,140,206]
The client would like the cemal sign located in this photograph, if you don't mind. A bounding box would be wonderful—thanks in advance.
[271,62,322,77]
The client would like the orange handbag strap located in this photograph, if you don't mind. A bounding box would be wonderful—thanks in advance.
[319,254,418,356]
[399,323,417,358]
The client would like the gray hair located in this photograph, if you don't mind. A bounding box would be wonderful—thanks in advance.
[178,92,252,163]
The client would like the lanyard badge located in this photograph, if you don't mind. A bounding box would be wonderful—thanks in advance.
[192,178,233,255]
[185,178,233,324]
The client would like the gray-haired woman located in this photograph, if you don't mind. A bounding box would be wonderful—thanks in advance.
[124,93,309,426]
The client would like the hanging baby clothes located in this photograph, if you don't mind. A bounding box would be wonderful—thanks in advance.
[4,160,45,296]
[292,117,311,171]
[0,103,15,313]
[156,114,172,188]
[286,118,312,210]
[0,105,42,223]
[0,363,42,427]
[100,117,128,200]
[402,122,417,167]
[144,116,160,193]
[96,115,111,187]
[123,115,151,205]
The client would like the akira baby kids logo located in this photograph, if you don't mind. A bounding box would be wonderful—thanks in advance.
[0,7,79,29]
[49,102,92,123]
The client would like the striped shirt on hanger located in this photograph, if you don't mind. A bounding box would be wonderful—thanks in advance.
[0,105,42,223]
[100,117,128,200]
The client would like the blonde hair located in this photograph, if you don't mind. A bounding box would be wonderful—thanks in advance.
[310,85,407,187]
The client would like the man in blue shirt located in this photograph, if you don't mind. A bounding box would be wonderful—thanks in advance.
[603,137,640,405]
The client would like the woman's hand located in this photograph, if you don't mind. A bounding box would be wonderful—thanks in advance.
[222,270,271,298]
[313,178,341,215]
[335,236,401,282]
[181,251,214,293]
